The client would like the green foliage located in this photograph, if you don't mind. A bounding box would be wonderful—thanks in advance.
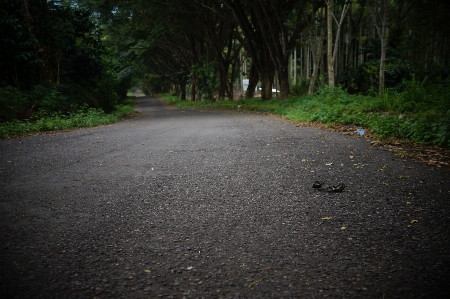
[115,97,135,114]
[191,62,218,99]
[290,78,310,96]
[0,0,134,122]
[0,86,28,122]
[0,84,68,122]
[366,77,450,115]
[31,84,68,112]
[0,0,38,87]
[0,99,135,138]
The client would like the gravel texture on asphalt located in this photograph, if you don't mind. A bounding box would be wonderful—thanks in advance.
[1,96,449,299]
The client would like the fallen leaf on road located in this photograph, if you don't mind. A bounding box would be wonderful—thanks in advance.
[321,217,331,220]
[410,220,419,224]
[378,165,388,171]
[144,269,151,273]
[248,280,261,288]
[341,226,347,230]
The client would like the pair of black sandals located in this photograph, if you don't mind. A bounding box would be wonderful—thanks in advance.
[312,181,346,192]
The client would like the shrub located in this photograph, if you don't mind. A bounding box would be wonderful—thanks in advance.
[290,78,310,96]
[0,86,28,122]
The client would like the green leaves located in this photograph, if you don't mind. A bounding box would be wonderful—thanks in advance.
[0,103,134,138]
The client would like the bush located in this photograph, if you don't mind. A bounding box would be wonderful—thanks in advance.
[290,78,310,96]
[1,84,72,123]
[0,86,28,122]
[0,101,135,138]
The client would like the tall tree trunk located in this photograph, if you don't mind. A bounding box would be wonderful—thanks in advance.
[327,0,349,88]
[260,61,274,100]
[278,55,291,99]
[217,59,227,100]
[379,31,387,93]
[190,75,196,101]
[379,0,388,94]
[309,21,326,94]
[22,0,53,84]
[180,76,187,100]
[260,77,272,100]
[260,51,275,100]
[371,0,389,94]
[306,44,310,78]
[327,0,334,87]
[245,61,258,98]
[293,48,297,85]
[228,57,237,100]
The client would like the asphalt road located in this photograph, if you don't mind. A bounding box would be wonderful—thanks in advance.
[1,96,449,298]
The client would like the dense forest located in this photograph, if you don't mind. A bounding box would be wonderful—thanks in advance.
[0,0,134,123]
[1,0,449,146]
[80,0,449,101]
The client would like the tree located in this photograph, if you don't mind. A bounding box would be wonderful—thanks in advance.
[219,0,324,100]
[326,0,349,88]
[0,0,37,88]
[200,0,317,99]
[193,2,241,100]
[308,8,326,94]
[369,0,388,94]
[22,0,53,84]
[208,0,274,100]
[77,0,450,101]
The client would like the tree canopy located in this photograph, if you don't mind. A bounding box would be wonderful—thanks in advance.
[85,0,449,100]
[1,0,449,122]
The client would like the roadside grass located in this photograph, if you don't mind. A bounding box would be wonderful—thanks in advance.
[0,97,135,138]
[160,83,450,148]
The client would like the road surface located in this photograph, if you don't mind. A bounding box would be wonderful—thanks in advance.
[1,96,449,298]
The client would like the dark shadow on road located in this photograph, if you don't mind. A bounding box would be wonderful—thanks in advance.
[129,95,240,124]
[133,96,169,113]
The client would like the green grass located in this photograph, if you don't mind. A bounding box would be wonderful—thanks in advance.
[160,83,450,148]
[0,97,135,138]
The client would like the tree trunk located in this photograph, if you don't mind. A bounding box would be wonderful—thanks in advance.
[306,44,310,78]
[278,59,290,99]
[379,34,387,93]
[327,0,334,88]
[293,48,297,85]
[327,0,349,88]
[379,0,388,94]
[260,57,275,101]
[190,75,196,101]
[245,62,258,98]
[260,58,275,100]
[180,76,187,100]
[22,0,53,84]
[228,64,236,100]
[217,60,227,100]
[371,0,389,95]
[309,21,326,94]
